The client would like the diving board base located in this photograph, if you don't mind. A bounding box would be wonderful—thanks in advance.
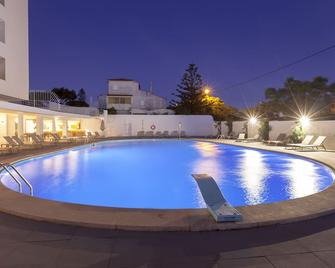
[192,174,242,222]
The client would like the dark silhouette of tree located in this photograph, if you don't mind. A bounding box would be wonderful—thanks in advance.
[170,64,206,114]
[52,87,89,107]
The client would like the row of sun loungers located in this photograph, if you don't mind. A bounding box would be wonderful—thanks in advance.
[0,132,106,154]
[218,132,328,151]
[137,130,186,138]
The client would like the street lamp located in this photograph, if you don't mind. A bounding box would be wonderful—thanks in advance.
[203,86,211,95]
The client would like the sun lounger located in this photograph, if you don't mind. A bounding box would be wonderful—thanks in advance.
[286,135,314,149]
[162,131,169,137]
[94,131,105,139]
[294,136,327,151]
[144,131,154,137]
[155,131,163,137]
[180,131,186,137]
[235,133,246,142]
[264,133,287,146]
[35,134,58,145]
[192,174,242,222]
[12,136,38,149]
[244,134,259,143]
[170,131,179,137]
[217,134,225,139]
[2,136,20,149]
[137,131,145,137]
[50,133,71,143]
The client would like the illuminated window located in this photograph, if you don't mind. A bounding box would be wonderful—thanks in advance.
[108,96,131,104]
[0,57,5,80]
[25,119,36,134]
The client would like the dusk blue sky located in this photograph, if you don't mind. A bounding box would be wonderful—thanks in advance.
[29,0,335,108]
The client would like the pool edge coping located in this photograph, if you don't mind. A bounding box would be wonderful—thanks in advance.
[0,138,334,231]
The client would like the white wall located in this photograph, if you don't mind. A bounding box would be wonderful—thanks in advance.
[105,115,214,137]
[0,0,29,100]
[220,121,247,136]
[269,121,296,140]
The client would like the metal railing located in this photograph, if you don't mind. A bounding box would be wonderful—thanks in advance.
[0,163,33,196]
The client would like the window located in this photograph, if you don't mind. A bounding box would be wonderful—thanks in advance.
[108,96,131,104]
[0,57,5,80]
[0,0,4,6]
[0,19,5,43]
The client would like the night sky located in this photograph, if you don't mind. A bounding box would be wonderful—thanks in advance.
[29,0,335,108]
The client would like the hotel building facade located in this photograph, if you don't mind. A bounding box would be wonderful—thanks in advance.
[0,0,101,141]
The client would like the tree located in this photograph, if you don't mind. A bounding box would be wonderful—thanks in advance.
[52,87,89,107]
[202,95,236,121]
[170,64,206,114]
[52,87,77,104]
[77,88,86,103]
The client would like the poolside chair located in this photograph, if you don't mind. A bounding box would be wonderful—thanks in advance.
[192,174,242,222]
[244,134,260,143]
[162,131,169,137]
[36,134,58,145]
[137,131,145,137]
[170,131,179,137]
[87,132,96,141]
[217,134,225,139]
[180,131,186,137]
[50,133,71,143]
[155,131,163,137]
[94,131,105,139]
[264,133,287,146]
[285,135,314,150]
[294,136,327,151]
[235,133,246,142]
[12,136,40,149]
[2,136,20,149]
[144,131,154,137]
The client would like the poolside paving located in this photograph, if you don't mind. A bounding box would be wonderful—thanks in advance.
[0,140,334,266]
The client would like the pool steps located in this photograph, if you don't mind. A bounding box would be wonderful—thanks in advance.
[0,163,33,196]
[192,174,242,222]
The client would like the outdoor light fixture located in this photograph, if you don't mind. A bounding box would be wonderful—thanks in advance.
[203,86,211,95]
[299,115,310,128]
[249,117,258,125]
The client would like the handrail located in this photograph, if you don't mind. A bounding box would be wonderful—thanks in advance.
[0,162,33,196]
[0,163,22,193]
[6,164,33,196]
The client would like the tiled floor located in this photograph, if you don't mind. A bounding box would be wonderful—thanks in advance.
[0,140,334,267]
[0,211,333,267]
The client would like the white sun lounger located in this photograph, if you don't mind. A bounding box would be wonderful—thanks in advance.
[286,135,314,149]
[294,136,327,151]
[192,174,242,222]
[235,133,246,142]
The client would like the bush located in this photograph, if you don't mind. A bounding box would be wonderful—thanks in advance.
[289,123,305,143]
[258,120,272,140]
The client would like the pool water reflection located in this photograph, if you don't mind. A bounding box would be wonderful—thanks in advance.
[1,140,334,209]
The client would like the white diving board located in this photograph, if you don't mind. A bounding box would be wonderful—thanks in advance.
[192,174,242,222]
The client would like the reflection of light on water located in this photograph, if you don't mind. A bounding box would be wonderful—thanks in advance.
[192,142,220,157]
[192,142,223,207]
[284,159,320,198]
[65,151,79,185]
[239,150,269,205]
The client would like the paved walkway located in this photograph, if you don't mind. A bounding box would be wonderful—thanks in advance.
[0,140,334,267]
[0,211,334,267]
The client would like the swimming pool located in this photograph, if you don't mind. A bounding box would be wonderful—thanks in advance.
[1,140,334,209]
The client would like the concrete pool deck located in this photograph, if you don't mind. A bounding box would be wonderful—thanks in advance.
[0,138,334,232]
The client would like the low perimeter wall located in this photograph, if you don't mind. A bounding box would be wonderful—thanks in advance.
[221,120,335,150]
[104,114,215,137]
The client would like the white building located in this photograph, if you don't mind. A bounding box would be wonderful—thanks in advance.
[0,0,101,140]
[0,0,29,101]
[99,79,173,114]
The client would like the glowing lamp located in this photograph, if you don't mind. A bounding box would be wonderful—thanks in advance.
[299,116,310,128]
[249,117,257,125]
[203,87,211,95]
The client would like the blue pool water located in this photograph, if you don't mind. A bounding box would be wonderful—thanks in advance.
[1,140,334,209]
